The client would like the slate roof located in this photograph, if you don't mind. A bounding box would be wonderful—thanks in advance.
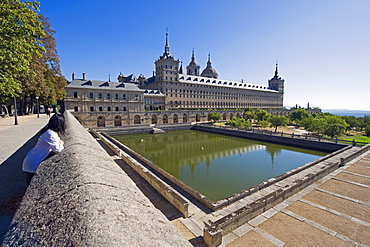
[66,79,144,92]
[144,90,165,97]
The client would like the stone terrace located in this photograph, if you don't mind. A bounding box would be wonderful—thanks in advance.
[96,130,370,246]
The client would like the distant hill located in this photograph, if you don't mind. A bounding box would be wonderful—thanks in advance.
[323,109,370,117]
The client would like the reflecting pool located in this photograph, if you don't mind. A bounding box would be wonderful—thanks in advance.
[113,130,327,201]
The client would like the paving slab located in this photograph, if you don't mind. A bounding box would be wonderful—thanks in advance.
[258,212,353,247]
[338,172,370,186]
[226,229,276,247]
[287,200,370,245]
[346,165,370,176]
[319,179,370,204]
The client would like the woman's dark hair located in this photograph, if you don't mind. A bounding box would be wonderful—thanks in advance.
[47,114,66,135]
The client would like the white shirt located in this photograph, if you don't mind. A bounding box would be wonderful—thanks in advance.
[22,129,64,173]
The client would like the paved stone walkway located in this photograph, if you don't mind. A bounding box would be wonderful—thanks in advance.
[0,114,49,243]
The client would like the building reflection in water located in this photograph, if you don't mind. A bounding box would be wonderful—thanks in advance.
[114,130,326,202]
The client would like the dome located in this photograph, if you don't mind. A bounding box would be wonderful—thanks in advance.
[201,54,218,78]
[201,67,218,78]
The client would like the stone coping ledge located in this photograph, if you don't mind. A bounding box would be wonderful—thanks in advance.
[193,125,348,152]
[3,111,190,247]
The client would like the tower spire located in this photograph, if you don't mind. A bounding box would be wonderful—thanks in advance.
[160,29,173,60]
[206,53,212,67]
[164,31,170,56]
[275,61,279,77]
[187,49,200,75]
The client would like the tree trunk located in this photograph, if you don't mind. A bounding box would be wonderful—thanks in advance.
[18,99,25,115]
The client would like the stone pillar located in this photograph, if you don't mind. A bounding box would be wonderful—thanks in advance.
[203,223,222,247]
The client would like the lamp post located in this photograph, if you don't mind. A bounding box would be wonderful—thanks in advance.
[13,96,18,125]
[36,96,39,118]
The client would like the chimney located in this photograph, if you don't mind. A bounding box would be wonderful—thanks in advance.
[72,72,75,80]
[153,71,155,77]
[82,73,86,80]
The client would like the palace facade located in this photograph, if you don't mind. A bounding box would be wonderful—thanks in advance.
[64,33,286,127]
[138,33,284,110]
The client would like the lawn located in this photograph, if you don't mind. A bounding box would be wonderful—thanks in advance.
[342,135,370,143]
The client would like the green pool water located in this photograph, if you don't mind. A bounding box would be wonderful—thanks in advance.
[113,130,327,201]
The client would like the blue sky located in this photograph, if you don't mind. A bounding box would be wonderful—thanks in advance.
[39,0,370,111]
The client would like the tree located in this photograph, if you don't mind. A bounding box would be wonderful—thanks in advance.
[301,116,325,133]
[323,115,349,138]
[208,112,221,122]
[0,0,45,101]
[258,120,270,128]
[255,109,271,121]
[225,117,252,129]
[39,15,66,105]
[17,15,67,114]
[358,116,370,131]
[365,125,370,137]
[341,116,359,130]
[269,115,289,132]
[243,110,255,121]
[290,108,310,123]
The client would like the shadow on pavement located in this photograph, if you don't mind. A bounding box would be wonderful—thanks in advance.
[0,131,41,244]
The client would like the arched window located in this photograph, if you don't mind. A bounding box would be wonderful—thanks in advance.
[163,114,168,124]
[173,114,178,123]
[114,115,122,126]
[152,114,157,124]
[97,116,105,127]
[196,113,200,122]
[183,114,187,123]
[134,115,141,124]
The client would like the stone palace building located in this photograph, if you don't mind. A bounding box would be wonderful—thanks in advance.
[139,33,284,110]
[64,33,286,127]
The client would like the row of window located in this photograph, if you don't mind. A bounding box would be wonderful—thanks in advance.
[73,92,140,100]
[168,101,281,107]
[156,65,177,70]
[164,88,275,97]
[165,93,279,101]
[74,106,127,112]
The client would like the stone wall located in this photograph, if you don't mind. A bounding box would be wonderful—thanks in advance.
[3,111,190,246]
[193,125,347,152]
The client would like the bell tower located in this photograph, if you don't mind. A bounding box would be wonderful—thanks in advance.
[186,49,200,76]
[154,32,179,83]
[268,62,284,93]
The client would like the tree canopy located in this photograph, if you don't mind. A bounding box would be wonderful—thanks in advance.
[0,0,45,101]
[208,112,222,122]
[290,108,310,123]
[269,115,289,132]
[226,117,252,129]
[18,15,66,109]
[255,109,271,121]
[1,2,66,114]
